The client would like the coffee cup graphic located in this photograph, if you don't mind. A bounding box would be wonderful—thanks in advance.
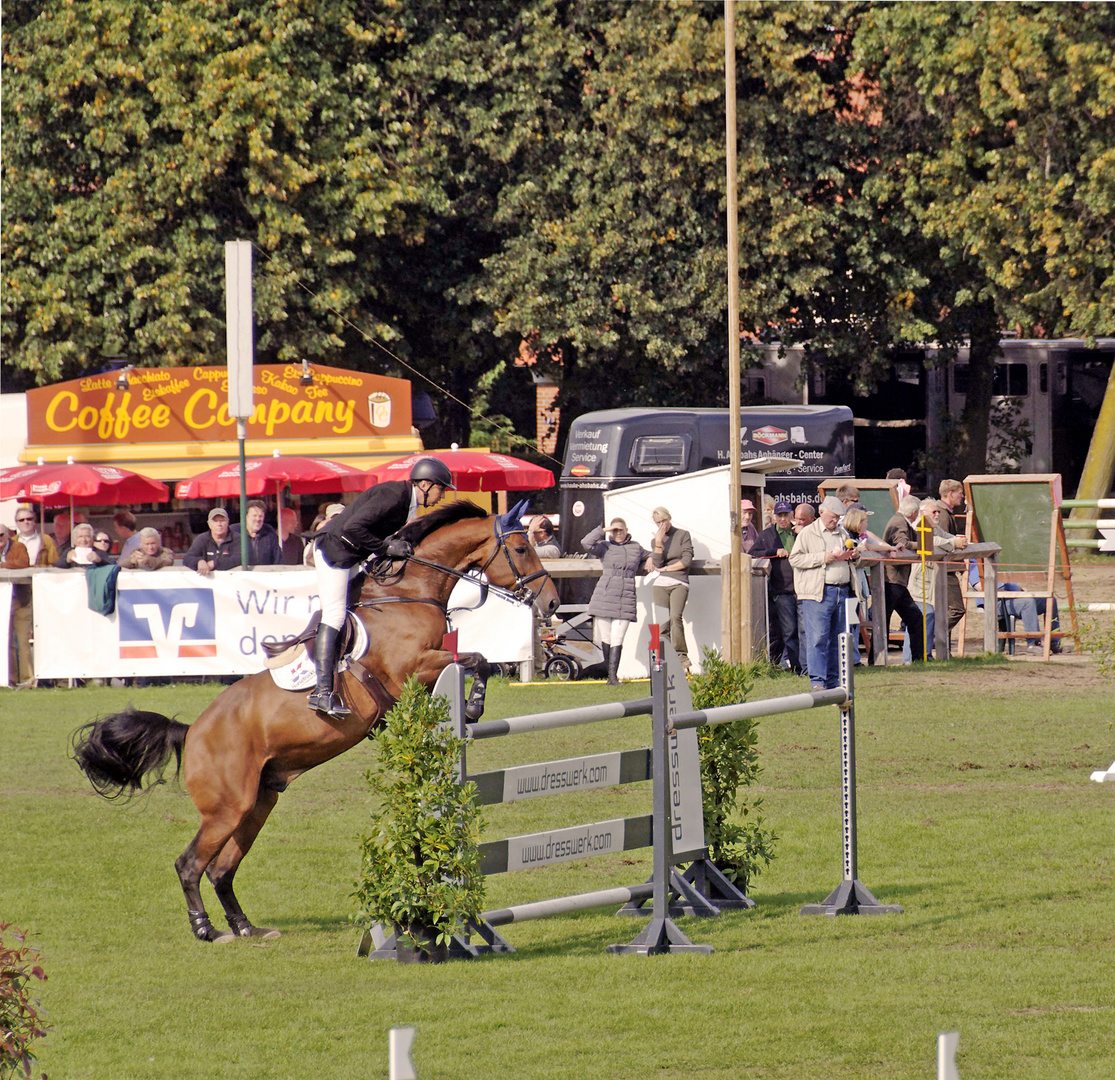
[368,392,392,428]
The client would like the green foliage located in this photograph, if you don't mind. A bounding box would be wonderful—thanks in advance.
[0,922,50,1080]
[352,677,485,949]
[687,648,777,892]
[985,397,1035,474]
[1079,616,1115,679]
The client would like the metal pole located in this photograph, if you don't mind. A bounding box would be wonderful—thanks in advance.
[724,0,743,663]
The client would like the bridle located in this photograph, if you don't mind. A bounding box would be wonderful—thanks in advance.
[354,515,553,614]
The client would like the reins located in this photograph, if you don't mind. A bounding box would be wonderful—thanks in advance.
[352,523,553,614]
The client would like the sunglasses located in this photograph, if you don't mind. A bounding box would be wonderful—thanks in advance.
[95,536,111,544]
[16,517,35,523]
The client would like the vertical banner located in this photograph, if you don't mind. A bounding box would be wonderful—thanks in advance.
[659,637,706,858]
[0,583,12,686]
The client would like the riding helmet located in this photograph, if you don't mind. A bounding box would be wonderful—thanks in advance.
[409,457,456,489]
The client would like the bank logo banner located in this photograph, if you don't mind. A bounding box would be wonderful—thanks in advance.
[118,588,217,659]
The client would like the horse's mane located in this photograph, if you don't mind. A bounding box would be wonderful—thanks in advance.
[396,500,488,546]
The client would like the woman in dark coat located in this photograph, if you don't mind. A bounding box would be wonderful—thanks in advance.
[581,518,649,685]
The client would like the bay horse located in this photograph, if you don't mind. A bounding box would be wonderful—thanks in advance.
[72,501,559,943]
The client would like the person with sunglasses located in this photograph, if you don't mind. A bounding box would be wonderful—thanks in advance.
[54,523,115,567]
[9,507,54,687]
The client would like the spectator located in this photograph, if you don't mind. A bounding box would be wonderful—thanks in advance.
[113,511,142,561]
[530,516,562,559]
[11,505,56,687]
[118,527,175,570]
[793,502,816,534]
[647,506,695,673]
[232,499,282,567]
[1,523,31,686]
[751,499,800,673]
[840,504,888,667]
[886,468,911,504]
[882,494,927,664]
[835,483,860,511]
[739,499,760,554]
[967,564,1062,655]
[13,506,57,567]
[934,478,970,630]
[303,504,345,567]
[582,517,650,685]
[54,523,114,567]
[790,495,861,691]
[51,510,86,560]
[278,508,304,566]
[0,524,30,570]
[183,507,241,576]
[762,494,776,529]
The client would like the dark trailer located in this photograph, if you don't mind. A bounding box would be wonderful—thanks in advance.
[558,406,854,555]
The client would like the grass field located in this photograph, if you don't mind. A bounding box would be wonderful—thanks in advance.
[2,660,1113,1079]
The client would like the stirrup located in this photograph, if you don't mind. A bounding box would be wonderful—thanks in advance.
[308,687,350,718]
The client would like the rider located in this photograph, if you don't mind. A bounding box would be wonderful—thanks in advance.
[308,457,456,716]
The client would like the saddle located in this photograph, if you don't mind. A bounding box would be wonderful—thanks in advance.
[263,611,392,723]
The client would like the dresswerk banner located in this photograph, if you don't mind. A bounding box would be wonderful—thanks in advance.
[25,364,413,447]
[30,569,532,680]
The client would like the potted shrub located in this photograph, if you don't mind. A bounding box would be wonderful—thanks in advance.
[353,677,485,963]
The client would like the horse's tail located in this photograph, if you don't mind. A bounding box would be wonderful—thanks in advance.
[72,706,190,800]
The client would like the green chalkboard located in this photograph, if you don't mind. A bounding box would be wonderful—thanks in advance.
[964,475,1062,577]
[817,479,898,527]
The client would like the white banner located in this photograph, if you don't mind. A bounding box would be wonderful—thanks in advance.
[31,568,534,679]
[0,583,12,686]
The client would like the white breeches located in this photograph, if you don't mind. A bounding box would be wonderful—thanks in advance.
[314,541,362,630]
[593,617,632,648]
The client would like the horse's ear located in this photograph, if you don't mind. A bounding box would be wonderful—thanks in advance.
[497,499,531,536]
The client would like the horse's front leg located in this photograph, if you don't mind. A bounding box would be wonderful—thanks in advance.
[406,649,491,720]
[456,651,491,720]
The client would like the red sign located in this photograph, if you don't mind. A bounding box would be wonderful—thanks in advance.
[26,364,412,446]
[752,425,788,447]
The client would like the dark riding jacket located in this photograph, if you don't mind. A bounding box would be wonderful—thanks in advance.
[314,481,412,569]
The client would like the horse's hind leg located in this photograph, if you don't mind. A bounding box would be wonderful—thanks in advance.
[175,808,249,943]
[206,788,282,940]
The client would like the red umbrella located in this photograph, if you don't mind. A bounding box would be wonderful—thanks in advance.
[363,450,554,492]
[0,458,169,508]
[174,452,370,500]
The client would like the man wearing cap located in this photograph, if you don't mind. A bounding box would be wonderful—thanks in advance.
[789,495,861,690]
[751,500,801,672]
[183,508,241,576]
[308,457,455,717]
[739,499,760,554]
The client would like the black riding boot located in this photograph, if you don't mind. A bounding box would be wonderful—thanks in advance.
[600,643,612,683]
[307,624,350,717]
[606,644,622,686]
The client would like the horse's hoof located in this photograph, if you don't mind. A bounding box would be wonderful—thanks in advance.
[244,926,281,941]
[211,930,237,944]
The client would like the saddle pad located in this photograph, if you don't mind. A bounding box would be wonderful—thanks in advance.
[268,615,370,692]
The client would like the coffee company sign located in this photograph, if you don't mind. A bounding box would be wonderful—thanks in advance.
[27,364,413,447]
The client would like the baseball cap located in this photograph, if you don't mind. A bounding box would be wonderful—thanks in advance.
[207,507,229,523]
[849,501,874,515]
[773,501,793,514]
[325,503,345,520]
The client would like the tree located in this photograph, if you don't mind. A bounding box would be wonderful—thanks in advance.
[853,2,1115,474]
[2,0,439,383]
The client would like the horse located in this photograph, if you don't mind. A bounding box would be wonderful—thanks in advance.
[72,501,560,943]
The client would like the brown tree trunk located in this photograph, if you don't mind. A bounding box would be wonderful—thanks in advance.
[955,299,1000,478]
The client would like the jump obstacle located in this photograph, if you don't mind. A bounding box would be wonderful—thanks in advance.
[357,628,900,960]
